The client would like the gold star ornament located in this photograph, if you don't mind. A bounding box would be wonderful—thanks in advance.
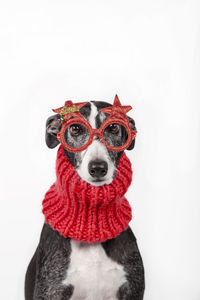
[52,100,87,122]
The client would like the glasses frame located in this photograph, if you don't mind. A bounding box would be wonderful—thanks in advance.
[57,113,136,152]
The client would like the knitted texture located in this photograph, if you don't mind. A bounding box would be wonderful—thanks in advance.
[42,146,133,243]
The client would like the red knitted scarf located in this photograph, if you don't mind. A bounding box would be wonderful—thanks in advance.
[42,146,133,243]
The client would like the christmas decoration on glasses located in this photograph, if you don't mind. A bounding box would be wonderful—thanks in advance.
[52,95,136,152]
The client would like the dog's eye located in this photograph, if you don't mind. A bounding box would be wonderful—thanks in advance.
[70,124,82,136]
[108,123,120,134]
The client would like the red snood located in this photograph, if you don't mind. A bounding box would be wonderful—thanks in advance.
[42,146,133,243]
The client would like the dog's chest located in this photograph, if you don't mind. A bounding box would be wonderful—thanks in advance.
[62,239,127,300]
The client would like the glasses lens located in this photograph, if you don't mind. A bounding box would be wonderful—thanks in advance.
[64,123,90,149]
[103,123,128,148]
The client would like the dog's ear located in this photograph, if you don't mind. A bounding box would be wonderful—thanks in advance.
[45,114,61,148]
[127,116,137,150]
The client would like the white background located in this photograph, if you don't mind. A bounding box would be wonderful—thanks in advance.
[0,0,200,299]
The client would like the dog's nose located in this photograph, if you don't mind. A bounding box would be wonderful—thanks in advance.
[88,160,108,178]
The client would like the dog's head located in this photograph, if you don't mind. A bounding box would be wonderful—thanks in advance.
[45,100,136,186]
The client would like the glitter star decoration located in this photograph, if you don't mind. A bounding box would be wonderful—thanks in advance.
[52,100,87,122]
[100,95,132,117]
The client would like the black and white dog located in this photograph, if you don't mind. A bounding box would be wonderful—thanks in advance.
[25,100,145,300]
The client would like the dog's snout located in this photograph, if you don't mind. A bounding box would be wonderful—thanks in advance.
[88,160,108,178]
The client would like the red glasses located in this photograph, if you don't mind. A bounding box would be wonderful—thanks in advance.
[53,95,136,152]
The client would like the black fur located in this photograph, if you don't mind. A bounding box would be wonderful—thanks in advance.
[25,100,145,300]
[25,224,74,300]
[102,228,145,300]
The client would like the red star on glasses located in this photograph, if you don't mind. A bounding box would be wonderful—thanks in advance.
[52,100,87,121]
[100,95,132,117]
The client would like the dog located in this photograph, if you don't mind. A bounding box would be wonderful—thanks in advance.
[25,100,145,300]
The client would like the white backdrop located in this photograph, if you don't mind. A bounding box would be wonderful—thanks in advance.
[0,0,200,299]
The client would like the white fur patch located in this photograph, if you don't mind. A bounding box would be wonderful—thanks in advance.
[63,240,127,300]
[77,102,116,186]
[99,111,106,123]
[88,102,98,128]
